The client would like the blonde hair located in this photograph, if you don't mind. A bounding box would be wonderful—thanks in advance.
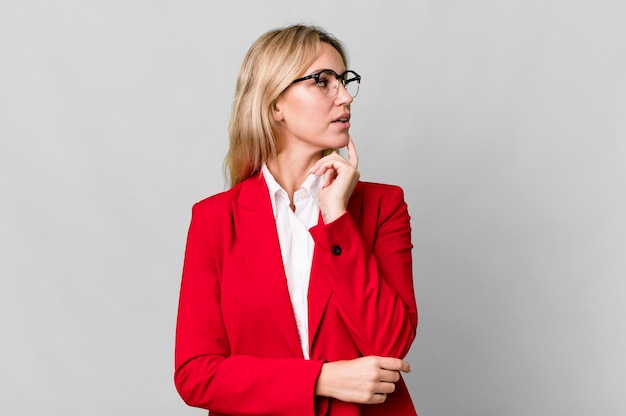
[225,25,348,187]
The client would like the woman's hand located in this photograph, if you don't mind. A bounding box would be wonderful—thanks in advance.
[314,356,412,404]
[309,137,360,224]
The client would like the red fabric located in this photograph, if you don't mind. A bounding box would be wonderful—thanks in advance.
[174,173,418,415]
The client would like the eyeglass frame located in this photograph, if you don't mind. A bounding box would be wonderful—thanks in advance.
[290,69,361,98]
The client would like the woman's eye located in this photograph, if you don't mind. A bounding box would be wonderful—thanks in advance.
[316,73,334,87]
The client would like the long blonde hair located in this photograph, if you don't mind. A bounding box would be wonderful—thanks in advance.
[225,25,348,187]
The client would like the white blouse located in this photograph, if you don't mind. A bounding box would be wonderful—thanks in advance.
[261,164,323,360]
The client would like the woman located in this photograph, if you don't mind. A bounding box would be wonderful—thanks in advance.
[175,25,418,415]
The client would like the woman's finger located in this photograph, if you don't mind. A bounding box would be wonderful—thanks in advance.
[323,168,335,188]
[310,155,350,177]
[346,136,359,169]
[376,381,396,394]
[376,357,412,373]
[372,393,387,403]
[378,369,401,383]
[310,145,356,175]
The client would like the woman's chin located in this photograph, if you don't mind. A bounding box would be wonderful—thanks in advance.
[332,132,350,149]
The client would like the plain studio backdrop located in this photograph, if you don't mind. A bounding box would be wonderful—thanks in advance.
[1,1,625,415]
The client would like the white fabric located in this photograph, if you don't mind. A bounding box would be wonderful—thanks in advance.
[261,164,323,360]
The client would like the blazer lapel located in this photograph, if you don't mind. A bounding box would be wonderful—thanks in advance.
[308,186,364,353]
[233,174,303,358]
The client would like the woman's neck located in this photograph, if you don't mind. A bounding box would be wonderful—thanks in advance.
[266,149,323,202]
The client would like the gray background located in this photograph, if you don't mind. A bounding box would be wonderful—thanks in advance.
[1,1,625,415]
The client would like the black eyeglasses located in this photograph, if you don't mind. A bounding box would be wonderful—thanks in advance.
[291,69,361,98]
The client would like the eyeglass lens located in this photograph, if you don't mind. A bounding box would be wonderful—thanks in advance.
[316,70,360,98]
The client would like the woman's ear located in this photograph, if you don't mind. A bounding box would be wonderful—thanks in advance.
[272,99,284,122]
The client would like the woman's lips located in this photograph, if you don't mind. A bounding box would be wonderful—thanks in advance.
[332,113,351,127]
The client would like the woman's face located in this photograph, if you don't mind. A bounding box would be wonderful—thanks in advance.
[273,42,353,155]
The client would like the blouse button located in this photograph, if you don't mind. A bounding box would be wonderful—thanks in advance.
[331,245,342,256]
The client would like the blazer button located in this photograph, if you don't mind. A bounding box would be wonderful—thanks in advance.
[331,245,342,256]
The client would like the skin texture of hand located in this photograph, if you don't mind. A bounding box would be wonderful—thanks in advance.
[309,137,360,224]
[314,356,412,404]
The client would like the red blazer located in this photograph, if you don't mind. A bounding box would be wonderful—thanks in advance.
[175,173,418,416]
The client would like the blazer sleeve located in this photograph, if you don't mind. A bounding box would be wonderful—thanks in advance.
[174,202,324,416]
[309,185,417,358]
